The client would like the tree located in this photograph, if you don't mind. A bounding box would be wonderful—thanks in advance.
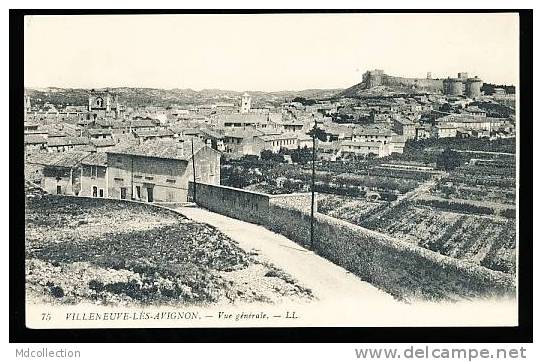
[260,149,284,163]
[260,149,274,160]
[240,154,259,163]
[436,148,462,171]
[278,147,290,155]
[367,152,377,160]
[292,97,316,106]
[308,126,328,142]
[440,103,453,113]
[290,146,312,164]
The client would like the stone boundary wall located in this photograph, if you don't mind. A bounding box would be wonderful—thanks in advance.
[189,182,272,224]
[382,75,444,91]
[267,203,515,300]
[188,182,516,300]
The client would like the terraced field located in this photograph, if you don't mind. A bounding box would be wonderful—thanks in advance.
[317,194,386,225]
[432,156,516,206]
[363,203,516,274]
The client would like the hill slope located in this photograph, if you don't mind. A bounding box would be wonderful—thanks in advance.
[25,87,343,109]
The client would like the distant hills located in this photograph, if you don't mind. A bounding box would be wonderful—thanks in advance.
[24,87,343,109]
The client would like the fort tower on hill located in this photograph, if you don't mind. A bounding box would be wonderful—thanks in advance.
[361,69,482,97]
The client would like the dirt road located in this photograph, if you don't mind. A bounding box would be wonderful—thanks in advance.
[174,206,397,305]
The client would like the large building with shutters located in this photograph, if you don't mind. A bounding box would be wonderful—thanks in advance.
[105,139,220,203]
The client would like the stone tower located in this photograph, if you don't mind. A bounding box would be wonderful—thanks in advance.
[105,91,112,113]
[240,92,251,113]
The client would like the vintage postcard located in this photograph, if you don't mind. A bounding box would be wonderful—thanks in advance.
[21,12,521,330]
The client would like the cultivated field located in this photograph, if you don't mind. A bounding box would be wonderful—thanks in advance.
[432,156,516,207]
[317,194,386,225]
[223,157,436,199]
[363,203,515,274]
[313,147,517,275]
[222,141,517,276]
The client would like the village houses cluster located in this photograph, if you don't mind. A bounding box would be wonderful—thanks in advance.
[24,73,516,203]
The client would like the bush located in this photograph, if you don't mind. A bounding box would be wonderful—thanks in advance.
[261,150,285,163]
[88,280,105,292]
[290,146,313,165]
[48,284,65,298]
[405,137,516,154]
[239,154,259,163]
[380,192,398,202]
[292,97,316,106]
[98,256,126,270]
[104,280,144,299]
[436,148,462,171]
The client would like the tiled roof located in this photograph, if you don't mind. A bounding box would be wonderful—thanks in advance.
[91,138,117,147]
[95,119,126,129]
[47,136,90,147]
[168,124,190,134]
[322,124,354,137]
[134,129,174,137]
[88,128,112,136]
[223,128,262,139]
[394,118,415,125]
[24,134,47,145]
[26,151,91,168]
[129,119,157,128]
[182,128,202,135]
[199,127,224,139]
[257,132,299,142]
[107,139,207,162]
[341,140,383,148]
[391,135,406,143]
[435,124,457,129]
[257,128,282,136]
[219,113,268,124]
[81,152,108,166]
[353,127,395,137]
[282,120,305,126]
[297,134,312,141]
[48,131,69,138]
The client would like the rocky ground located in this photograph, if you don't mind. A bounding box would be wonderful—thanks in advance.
[25,193,313,306]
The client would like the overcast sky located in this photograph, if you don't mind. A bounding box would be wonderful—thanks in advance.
[24,13,519,91]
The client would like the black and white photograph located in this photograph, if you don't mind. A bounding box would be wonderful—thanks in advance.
[9,9,532,343]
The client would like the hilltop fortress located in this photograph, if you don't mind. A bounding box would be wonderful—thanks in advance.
[360,69,482,97]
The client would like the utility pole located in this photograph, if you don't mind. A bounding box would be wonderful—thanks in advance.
[191,138,197,203]
[131,155,134,200]
[310,118,317,250]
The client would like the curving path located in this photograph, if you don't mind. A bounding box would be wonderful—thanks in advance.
[174,206,397,305]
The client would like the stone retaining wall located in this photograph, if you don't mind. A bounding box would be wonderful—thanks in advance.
[185,182,516,300]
